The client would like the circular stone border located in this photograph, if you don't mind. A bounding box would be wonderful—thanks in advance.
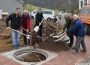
[13,49,48,62]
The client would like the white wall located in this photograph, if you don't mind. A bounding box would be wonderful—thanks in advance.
[87,0,90,5]
[0,9,2,19]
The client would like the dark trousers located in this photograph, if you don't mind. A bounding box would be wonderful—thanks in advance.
[68,34,74,47]
[23,30,30,45]
[37,25,42,37]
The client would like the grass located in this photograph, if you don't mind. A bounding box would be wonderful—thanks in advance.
[24,4,38,11]
[24,4,60,15]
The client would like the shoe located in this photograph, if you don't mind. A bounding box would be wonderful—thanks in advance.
[24,45,27,47]
[72,49,78,53]
[13,45,19,50]
[72,47,75,49]
[81,50,87,53]
[12,47,16,50]
[12,47,19,50]
[37,35,40,38]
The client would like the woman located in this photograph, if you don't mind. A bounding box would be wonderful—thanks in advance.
[22,10,31,46]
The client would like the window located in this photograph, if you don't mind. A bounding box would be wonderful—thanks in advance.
[80,8,90,14]
[81,1,83,7]
[33,11,36,13]
[84,0,87,6]
[42,11,52,14]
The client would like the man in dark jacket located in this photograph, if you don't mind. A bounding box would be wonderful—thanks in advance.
[35,8,43,37]
[63,16,74,48]
[5,8,22,49]
[22,10,31,46]
[67,14,87,53]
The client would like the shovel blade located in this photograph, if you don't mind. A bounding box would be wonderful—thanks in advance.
[34,26,39,32]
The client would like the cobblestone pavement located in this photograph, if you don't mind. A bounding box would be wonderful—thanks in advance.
[43,36,90,65]
[0,36,90,65]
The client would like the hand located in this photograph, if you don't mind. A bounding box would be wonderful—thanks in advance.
[26,29,29,32]
[63,29,65,33]
[5,27,11,31]
[63,32,67,35]
[6,27,10,29]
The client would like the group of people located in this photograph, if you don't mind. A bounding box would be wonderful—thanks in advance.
[5,8,44,49]
[63,14,87,53]
[5,7,87,53]
[5,8,31,49]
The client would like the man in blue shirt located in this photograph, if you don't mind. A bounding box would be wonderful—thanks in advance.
[67,14,87,53]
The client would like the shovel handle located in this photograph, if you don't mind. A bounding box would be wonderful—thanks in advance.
[39,19,44,26]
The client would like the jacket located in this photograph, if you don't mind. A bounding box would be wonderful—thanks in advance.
[6,13,22,30]
[22,14,31,29]
[63,17,73,30]
[67,19,85,37]
[35,12,43,26]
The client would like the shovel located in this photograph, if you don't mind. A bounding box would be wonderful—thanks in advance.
[7,27,31,39]
[34,20,44,32]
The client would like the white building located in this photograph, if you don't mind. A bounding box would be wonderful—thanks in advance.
[79,0,90,9]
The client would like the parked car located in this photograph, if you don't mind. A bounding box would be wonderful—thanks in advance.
[31,9,55,21]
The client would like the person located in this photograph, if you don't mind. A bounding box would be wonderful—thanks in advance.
[5,8,22,49]
[57,10,67,29]
[67,14,87,53]
[35,8,43,37]
[63,15,74,48]
[31,29,40,49]
[21,10,31,46]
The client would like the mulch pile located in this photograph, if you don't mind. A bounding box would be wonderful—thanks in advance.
[0,20,69,53]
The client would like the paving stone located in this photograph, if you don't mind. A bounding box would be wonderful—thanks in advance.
[0,36,90,65]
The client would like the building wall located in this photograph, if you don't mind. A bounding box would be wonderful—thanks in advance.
[0,0,23,14]
[79,0,90,9]
[87,0,90,5]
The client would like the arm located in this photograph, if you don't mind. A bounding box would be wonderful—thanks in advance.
[18,15,22,30]
[63,20,69,32]
[5,15,12,27]
[67,22,79,34]
[27,18,31,29]
[20,17,22,29]
[63,23,67,31]
[35,13,39,26]
[41,13,44,19]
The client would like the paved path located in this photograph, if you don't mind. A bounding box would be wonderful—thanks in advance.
[43,36,90,65]
[0,55,21,65]
[0,36,90,65]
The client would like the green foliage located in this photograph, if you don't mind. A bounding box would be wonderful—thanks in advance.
[24,4,59,15]
[25,0,79,13]
[23,4,38,11]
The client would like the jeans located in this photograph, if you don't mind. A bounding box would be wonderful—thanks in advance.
[12,30,20,49]
[74,36,87,52]
[37,24,42,37]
